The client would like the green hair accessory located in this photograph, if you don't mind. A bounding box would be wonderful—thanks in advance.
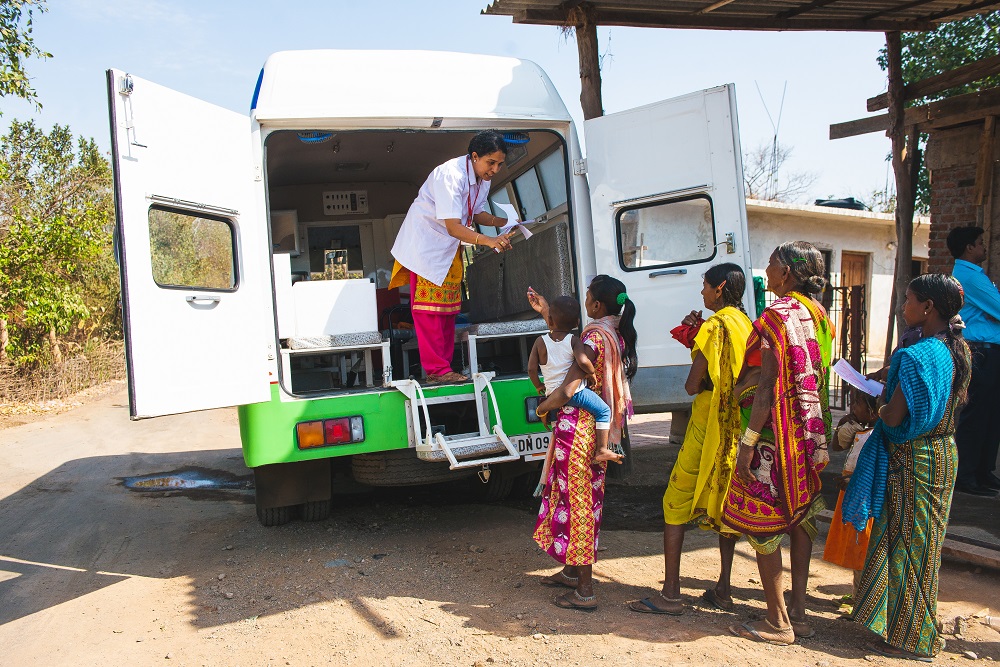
[616,292,629,306]
[792,258,807,263]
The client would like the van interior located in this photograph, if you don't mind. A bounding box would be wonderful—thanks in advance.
[263,129,576,396]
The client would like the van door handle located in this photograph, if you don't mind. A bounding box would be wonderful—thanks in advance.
[649,269,687,278]
[185,295,222,303]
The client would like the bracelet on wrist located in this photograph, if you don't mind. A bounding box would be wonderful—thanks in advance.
[740,428,761,448]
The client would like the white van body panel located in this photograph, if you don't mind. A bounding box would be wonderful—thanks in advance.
[585,85,752,373]
[108,70,274,418]
[252,50,573,123]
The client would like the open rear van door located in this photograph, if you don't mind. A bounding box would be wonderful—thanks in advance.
[584,84,751,370]
[107,70,273,419]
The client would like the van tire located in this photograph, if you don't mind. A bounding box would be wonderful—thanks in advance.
[351,450,472,486]
[257,505,294,527]
[472,469,515,502]
[300,499,332,522]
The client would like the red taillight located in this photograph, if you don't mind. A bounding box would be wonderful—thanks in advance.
[296,416,365,450]
[324,418,351,444]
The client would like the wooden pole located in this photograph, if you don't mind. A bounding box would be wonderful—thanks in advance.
[886,31,916,343]
[574,9,604,120]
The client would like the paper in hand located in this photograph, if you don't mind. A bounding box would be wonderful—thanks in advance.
[495,203,535,239]
[832,358,885,397]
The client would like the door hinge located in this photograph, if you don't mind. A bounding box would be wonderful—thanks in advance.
[254,165,262,182]
[573,158,587,176]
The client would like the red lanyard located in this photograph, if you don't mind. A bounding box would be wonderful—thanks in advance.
[466,156,481,228]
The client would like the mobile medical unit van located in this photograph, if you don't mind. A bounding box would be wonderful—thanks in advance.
[107,50,752,526]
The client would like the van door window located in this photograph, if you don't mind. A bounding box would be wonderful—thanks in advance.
[148,206,237,290]
[513,169,546,221]
[617,195,716,270]
[536,150,567,210]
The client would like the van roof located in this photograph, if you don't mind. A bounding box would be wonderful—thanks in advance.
[252,50,572,124]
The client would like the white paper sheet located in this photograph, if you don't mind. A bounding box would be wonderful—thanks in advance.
[832,358,885,397]
[495,203,535,238]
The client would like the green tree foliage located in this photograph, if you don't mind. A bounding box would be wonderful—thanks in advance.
[0,120,118,366]
[149,209,236,290]
[878,12,1000,213]
[0,0,51,110]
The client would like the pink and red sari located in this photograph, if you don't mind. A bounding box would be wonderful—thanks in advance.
[533,319,630,566]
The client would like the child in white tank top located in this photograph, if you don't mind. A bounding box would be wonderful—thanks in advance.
[528,296,617,495]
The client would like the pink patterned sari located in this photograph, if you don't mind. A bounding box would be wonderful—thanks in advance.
[533,328,621,566]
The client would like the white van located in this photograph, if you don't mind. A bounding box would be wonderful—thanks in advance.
[107,50,752,525]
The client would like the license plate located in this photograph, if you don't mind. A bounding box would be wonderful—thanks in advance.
[512,432,551,458]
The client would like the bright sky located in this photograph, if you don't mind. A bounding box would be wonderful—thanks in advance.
[1,0,894,204]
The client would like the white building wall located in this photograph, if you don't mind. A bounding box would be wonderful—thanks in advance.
[745,205,930,369]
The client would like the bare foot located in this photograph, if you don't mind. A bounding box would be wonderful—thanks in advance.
[593,446,623,464]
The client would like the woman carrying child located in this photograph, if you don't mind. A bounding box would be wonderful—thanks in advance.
[844,274,970,661]
[527,275,637,611]
[527,295,623,488]
[630,263,752,616]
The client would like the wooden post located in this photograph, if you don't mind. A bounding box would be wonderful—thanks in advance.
[976,115,997,274]
[886,31,917,342]
[574,8,604,120]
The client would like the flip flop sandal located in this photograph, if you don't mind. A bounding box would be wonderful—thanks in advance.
[729,620,795,646]
[701,588,735,612]
[553,591,597,612]
[539,574,578,589]
[868,641,933,662]
[629,596,684,616]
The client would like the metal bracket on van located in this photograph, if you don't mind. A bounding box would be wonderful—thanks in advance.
[573,158,588,175]
[389,376,519,471]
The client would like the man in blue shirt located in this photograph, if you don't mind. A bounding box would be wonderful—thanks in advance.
[949,226,1000,496]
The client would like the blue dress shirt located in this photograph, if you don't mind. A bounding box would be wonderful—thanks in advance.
[952,259,1000,344]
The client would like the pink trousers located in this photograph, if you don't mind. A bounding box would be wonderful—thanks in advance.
[409,270,457,376]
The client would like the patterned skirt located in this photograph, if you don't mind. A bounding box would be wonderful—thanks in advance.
[852,433,957,657]
[533,406,606,566]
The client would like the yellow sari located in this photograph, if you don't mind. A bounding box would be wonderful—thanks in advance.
[662,306,752,535]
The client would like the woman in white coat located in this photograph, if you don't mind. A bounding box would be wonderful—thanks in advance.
[388,130,516,383]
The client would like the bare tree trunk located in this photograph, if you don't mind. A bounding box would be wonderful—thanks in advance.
[573,8,603,121]
[0,318,8,365]
[48,324,62,366]
[886,31,918,341]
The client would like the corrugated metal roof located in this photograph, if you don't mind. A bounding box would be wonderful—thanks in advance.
[482,0,1000,32]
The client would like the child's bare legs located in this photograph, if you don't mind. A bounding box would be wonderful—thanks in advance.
[592,426,621,463]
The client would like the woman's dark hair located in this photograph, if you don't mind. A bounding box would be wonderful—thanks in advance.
[704,262,747,314]
[774,241,826,296]
[946,226,984,259]
[589,275,638,381]
[468,130,508,158]
[909,273,971,405]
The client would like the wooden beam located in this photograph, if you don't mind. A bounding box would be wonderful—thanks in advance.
[926,0,1000,22]
[574,8,603,121]
[777,0,842,20]
[867,53,1000,111]
[833,86,1000,138]
[514,8,933,31]
[888,30,917,345]
[976,115,997,206]
[695,0,737,15]
[863,0,940,22]
[830,114,889,139]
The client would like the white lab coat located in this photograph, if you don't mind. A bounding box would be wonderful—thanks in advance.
[391,155,490,286]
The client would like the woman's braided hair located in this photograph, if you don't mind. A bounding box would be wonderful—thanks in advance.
[704,262,747,314]
[908,274,971,405]
[774,241,826,296]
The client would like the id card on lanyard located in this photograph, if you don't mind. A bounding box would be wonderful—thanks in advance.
[466,156,481,228]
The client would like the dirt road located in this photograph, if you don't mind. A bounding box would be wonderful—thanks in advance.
[1,390,998,666]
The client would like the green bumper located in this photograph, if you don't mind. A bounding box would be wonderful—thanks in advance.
[237,379,547,468]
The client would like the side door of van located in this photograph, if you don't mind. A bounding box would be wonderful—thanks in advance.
[107,70,274,419]
[585,85,752,403]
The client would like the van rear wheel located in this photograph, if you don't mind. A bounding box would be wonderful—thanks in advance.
[257,505,294,527]
[301,499,332,522]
